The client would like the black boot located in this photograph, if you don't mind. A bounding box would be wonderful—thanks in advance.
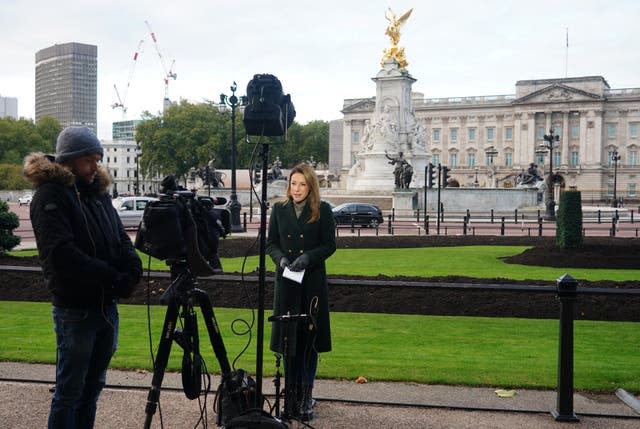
[298,385,315,421]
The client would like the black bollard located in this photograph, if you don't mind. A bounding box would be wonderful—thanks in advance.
[416,209,420,223]
[631,210,634,224]
[597,210,601,224]
[538,216,543,237]
[424,215,429,235]
[490,209,494,223]
[514,209,518,224]
[392,208,395,222]
[350,214,355,233]
[463,217,467,235]
[243,212,247,231]
[500,216,505,236]
[388,214,392,235]
[552,274,580,422]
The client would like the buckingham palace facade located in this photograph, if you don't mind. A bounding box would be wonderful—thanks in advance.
[331,76,640,203]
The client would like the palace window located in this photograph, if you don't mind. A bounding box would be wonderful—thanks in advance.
[352,131,360,145]
[570,151,579,167]
[450,128,458,142]
[570,125,579,139]
[630,123,638,138]
[505,127,513,141]
[607,123,617,138]
[433,129,441,141]
[505,152,513,167]
[468,127,476,141]
[486,127,495,140]
[467,152,476,167]
[450,153,457,167]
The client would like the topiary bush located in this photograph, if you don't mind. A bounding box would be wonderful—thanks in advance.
[0,200,21,254]
[556,190,583,249]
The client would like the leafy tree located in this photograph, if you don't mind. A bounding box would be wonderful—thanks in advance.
[36,116,63,153]
[0,164,30,190]
[0,116,61,189]
[135,101,329,182]
[0,200,20,253]
[270,120,329,168]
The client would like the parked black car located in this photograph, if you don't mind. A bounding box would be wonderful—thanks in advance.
[332,202,384,228]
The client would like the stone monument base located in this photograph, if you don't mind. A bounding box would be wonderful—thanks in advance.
[392,190,418,217]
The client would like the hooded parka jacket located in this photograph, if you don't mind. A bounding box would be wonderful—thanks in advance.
[23,152,142,308]
[266,199,336,354]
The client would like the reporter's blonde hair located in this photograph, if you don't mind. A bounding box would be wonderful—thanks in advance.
[283,163,321,222]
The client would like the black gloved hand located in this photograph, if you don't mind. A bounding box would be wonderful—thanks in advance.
[130,267,143,286]
[279,257,291,270]
[289,254,309,272]
[114,272,135,298]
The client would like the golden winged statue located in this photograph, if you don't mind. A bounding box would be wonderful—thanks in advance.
[382,8,413,69]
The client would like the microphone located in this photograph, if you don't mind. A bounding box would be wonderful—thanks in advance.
[268,313,310,322]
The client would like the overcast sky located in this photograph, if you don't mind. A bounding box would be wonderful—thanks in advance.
[2,0,639,139]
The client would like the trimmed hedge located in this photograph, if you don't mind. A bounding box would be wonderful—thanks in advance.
[556,190,583,249]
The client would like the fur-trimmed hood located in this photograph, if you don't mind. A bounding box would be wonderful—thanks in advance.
[23,152,112,193]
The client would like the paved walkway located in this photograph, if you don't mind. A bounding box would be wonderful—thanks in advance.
[1,362,638,428]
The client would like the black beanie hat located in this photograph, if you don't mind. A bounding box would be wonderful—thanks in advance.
[55,126,104,163]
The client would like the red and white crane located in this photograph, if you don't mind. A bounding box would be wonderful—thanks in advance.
[112,39,144,118]
[145,20,177,107]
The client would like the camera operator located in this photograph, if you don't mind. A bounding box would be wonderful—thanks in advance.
[23,126,142,429]
[266,163,336,421]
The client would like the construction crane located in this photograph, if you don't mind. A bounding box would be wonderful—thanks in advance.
[112,39,144,118]
[145,20,177,109]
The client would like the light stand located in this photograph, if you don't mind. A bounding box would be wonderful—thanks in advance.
[225,73,295,429]
[220,82,247,233]
[611,150,621,207]
[224,140,289,429]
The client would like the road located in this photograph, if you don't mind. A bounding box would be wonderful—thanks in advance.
[7,201,640,249]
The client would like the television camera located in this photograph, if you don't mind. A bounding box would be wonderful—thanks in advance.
[134,175,230,277]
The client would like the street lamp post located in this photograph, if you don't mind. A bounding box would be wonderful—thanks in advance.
[135,142,141,196]
[611,150,621,208]
[541,128,560,220]
[474,167,478,187]
[220,82,247,233]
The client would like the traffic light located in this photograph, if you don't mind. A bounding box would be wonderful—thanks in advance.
[442,166,451,188]
[427,163,436,188]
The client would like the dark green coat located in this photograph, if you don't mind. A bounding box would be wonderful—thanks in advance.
[266,199,336,354]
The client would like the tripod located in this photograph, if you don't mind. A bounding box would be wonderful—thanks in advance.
[143,261,232,429]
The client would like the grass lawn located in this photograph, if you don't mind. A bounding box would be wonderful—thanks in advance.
[0,301,637,392]
[3,245,638,392]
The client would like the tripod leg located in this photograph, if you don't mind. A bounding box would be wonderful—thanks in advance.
[193,289,232,375]
[143,298,180,429]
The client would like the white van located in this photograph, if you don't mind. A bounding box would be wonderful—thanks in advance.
[112,196,158,228]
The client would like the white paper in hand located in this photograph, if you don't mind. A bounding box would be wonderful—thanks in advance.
[283,267,305,284]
